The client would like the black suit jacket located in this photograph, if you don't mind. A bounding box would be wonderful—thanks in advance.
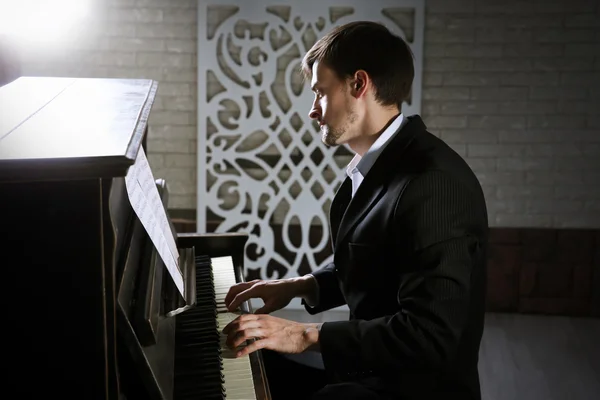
[304,115,488,399]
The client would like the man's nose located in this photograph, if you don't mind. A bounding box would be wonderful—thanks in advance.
[308,108,320,121]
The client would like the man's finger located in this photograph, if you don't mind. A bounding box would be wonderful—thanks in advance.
[224,318,260,336]
[222,318,239,334]
[222,313,259,334]
[236,338,269,357]
[229,328,265,349]
[224,280,257,307]
[228,286,261,311]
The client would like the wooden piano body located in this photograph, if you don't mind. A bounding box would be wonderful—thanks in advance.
[0,77,270,399]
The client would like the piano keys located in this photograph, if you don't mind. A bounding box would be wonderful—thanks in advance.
[173,235,271,400]
[0,76,271,400]
[173,255,261,400]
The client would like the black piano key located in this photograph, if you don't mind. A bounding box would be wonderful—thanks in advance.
[175,381,224,393]
[178,318,217,326]
[174,366,223,377]
[174,357,223,370]
[175,388,224,400]
[188,304,219,312]
[173,254,227,400]
[176,380,225,392]
[175,389,224,400]
[175,382,223,392]
[176,348,222,358]
[177,333,220,343]
[175,368,224,380]
[177,317,217,326]
[175,368,223,380]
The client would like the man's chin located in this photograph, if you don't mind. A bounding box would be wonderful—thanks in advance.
[321,132,340,147]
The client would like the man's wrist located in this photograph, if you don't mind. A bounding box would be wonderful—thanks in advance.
[303,322,322,352]
[291,275,318,303]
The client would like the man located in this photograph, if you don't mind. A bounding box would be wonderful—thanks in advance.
[222,21,489,400]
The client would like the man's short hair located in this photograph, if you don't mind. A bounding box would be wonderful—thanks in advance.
[301,20,414,109]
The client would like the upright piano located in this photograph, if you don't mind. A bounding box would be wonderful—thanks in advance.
[0,76,271,399]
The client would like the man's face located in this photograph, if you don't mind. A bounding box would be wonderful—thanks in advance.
[308,61,358,147]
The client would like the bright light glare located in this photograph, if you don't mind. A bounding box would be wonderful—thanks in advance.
[0,0,90,42]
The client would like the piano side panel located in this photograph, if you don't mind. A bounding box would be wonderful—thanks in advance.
[0,178,119,399]
[108,177,136,289]
[101,178,121,399]
[116,302,176,400]
[111,177,176,400]
[133,241,164,345]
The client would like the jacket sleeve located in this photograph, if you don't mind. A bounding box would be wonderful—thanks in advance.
[302,262,346,314]
[318,170,487,376]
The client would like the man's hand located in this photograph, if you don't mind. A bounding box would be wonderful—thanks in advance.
[222,314,321,357]
[224,275,317,314]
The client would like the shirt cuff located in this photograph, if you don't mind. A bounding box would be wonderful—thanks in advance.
[302,273,320,307]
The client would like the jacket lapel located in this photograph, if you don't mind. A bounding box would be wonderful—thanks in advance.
[329,177,351,251]
[332,115,424,250]
[334,178,386,250]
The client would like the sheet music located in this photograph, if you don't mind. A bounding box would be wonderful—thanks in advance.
[125,147,184,298]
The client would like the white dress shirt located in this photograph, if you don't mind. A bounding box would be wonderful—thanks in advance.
[346,113,405,198]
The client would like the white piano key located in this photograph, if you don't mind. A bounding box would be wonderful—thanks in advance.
[212,256,257,400]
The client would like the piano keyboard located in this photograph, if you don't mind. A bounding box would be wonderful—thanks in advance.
[174,255,257,400]
[214,256,257,400]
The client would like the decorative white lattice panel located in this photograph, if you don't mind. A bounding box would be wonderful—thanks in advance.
[196,0,424,297]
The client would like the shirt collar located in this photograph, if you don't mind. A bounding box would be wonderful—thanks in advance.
[345,113,404,179]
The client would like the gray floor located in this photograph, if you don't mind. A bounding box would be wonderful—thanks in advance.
[480,313,600,400]
[271,309,600,400]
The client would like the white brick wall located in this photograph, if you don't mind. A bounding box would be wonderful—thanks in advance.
[12,0,600,228]
[423,0,600,228]
[15,0,199,209]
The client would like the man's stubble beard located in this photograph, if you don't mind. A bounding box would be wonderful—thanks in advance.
[321,106,358,147]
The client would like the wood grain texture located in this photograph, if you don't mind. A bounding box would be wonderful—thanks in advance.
[0,76,157,182]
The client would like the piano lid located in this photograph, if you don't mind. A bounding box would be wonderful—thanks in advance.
[0,76,158,182]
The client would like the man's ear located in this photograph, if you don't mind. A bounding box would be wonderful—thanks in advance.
[352,70,368,96]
